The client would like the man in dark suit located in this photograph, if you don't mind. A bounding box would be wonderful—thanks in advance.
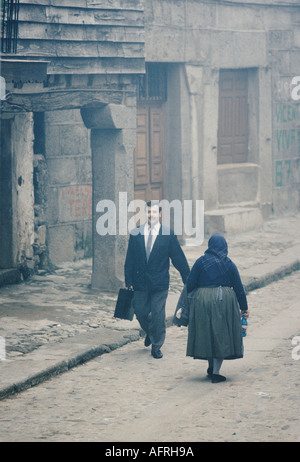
[124,201,190,358]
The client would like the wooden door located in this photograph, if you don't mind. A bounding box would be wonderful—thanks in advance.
[218,70,249,164]
[134,103,165,203]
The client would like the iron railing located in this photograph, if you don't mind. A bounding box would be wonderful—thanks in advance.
[1,0,20,53]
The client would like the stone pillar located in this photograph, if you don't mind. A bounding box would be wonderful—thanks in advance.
[201,68,219,210]
[0,113,34,270]
[81,103,136,291]
[0,116,14,268]
[258,66,273,218]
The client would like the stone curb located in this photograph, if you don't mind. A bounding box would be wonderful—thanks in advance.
[0,345,110,401]
[243,262,300,292]
[0,329,141,401]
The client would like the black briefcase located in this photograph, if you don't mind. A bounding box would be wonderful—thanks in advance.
[114,288,134,321]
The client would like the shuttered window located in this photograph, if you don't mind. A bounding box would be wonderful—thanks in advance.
[218,69,249,164]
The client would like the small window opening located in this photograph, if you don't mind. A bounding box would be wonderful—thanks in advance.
[137,63,167,103]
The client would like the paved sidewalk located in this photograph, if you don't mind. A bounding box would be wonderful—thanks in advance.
[0,213,299,400]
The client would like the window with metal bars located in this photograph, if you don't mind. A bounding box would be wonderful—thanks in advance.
[137,63,167,103]
[1,0,20,53]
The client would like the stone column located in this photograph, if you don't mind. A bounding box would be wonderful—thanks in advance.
[0,115,14,268]
[81,103,136,291]
[258,66,272,218]
[0,112,34,270]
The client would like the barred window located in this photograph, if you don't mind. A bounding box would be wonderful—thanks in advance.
[1,0,20,53]
[138,63,167,103]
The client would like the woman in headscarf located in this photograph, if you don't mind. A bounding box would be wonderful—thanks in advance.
[185,234,249,383]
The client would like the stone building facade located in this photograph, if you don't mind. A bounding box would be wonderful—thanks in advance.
[143,0,300,234]
[1,0,144,289]
[1,0,299,290]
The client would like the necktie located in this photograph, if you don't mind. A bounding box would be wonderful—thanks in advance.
[146,230,153,261]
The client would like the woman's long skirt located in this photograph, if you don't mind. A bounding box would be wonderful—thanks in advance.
[186,287,243,360]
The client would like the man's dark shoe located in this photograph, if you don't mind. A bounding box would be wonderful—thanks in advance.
[151,349,163,359]
[144,335,151,347]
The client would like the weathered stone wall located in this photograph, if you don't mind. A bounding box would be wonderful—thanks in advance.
[2,0,298,285]
[145,0,300,218]
[12,113,35,271]
[0,113,35,276]
[44,109,92,266]
[270,27,300,214]
[145,0,268,67]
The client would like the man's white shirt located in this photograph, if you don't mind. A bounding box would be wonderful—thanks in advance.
[144,222,161,253]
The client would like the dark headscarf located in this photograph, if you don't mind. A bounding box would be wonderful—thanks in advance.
[202,233,232,278]
[206,233,228,258]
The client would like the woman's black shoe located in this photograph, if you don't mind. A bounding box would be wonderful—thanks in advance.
[211,374,226,383]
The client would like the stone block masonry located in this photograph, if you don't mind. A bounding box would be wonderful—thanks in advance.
[44,109,92,265]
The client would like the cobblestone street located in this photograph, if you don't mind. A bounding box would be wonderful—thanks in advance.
[0,271,299,442]
[0,213,299,362]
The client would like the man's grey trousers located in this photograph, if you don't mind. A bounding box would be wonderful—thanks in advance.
[132,290,168,353]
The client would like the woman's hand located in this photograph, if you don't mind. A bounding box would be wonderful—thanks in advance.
[241,310,249,319]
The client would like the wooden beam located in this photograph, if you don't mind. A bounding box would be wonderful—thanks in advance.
[16,40,144,59]
[47,57,145,75]
[17,22,145,43]
[87,0,144,10]
[18,5,144,26]
[1,88,127,112]
[20,0,88,7]
[19,0,144,11]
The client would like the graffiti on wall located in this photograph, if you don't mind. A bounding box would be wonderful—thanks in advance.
[59,184,92,222]
[273,77,300,189]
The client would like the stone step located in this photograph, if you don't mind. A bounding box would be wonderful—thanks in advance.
[205,206,263,235]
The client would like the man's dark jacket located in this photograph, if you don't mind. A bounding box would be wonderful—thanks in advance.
[124,224,190,293]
